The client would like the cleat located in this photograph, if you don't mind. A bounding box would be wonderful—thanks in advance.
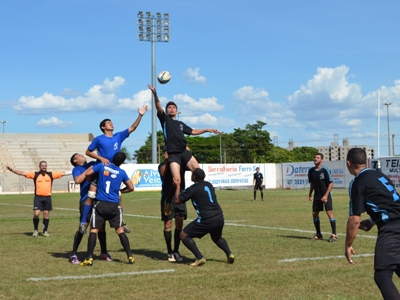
[313,233,323,240]
[43,231,50,237]
[167,253,175,262]
[227,253,235,264]
[190,257,206,267]
[80,258,93,266]
[100,253,113,261]
[172,252,183,262]
[128,256,135,264]
[123,225,131,233]
[328,234,338,242]
[70,254,80,265]
[32,230,38,237]
[79,223,87,235]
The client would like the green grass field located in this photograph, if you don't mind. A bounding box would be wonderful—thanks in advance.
[0,189,391,299]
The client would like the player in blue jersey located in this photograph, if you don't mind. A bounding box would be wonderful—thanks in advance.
[148,84,220,203]
[345,148,400,299]
[177,168,234,267]
[307,153,337,242]
[79,105,148,233]
[80,152,135,266]
[69,153,112,264]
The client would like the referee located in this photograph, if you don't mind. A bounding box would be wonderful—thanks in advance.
[7,161,69,237]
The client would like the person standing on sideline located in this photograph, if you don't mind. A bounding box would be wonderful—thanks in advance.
[148,84,220,203]
[80,104,148,233]
[307,153,337,242]
[345,148,400,299]
[80,152,135,266]
[158,149,187,262]
[253,167,264,201]
[177,168,235,267]
[69,153,112,265]
[6,162,69,237]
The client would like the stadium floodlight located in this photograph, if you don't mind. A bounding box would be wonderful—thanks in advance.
[384,102,392,156]
[137,11,170,164]
[0,120,7,133]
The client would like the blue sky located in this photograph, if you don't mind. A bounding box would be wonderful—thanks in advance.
[1,0,400,157]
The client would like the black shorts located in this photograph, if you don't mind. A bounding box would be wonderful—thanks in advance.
[254,184,263,191]
[79,200,92,223]
[90,173,99,187]
[312,198,333,212]
[184,217,224,240]
[89,200,123,229]
[168,149,192,166]
[375,220,400,270]
[160,197,187,222]
[33,195,52,211]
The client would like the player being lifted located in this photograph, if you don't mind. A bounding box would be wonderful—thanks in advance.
[148,84,220,202]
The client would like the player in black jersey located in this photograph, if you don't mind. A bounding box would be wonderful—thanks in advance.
[148,84,220,203]
[307,153,337,242]
[345,148,400,299]
[253,167,264,201]
[158,150,187,262]
[177,168,234,267]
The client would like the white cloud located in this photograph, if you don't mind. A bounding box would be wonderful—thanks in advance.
[117,89,152,110]
[171,94,224,113]
[288,65,362,116]
[184,67,207,85]
[232,85,297,129]
[14,76,126,114]
[37,117,73,127]
[180,113,235,128]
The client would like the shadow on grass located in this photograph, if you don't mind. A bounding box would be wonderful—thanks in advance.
[49,248,224,265]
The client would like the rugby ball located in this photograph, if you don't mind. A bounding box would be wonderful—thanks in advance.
[157,71,171,84]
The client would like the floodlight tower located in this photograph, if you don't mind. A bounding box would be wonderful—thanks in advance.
[0,120,7,133]
[137,11,170,163]
[384,102,392,156]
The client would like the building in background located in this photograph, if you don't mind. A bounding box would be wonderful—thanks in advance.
[287,134,375,161]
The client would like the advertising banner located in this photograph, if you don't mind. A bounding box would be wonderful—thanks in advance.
[202,164,264,188]
[379,157,400,188]
[282,162,314,189]
[121,164,162,191]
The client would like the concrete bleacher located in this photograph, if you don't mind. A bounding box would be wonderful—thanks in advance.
[0,133,94,193]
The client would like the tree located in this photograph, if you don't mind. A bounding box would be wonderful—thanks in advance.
[120,146,133,161]
[291,147,319,162]
[232,121,274,163]
[133,130,165,163]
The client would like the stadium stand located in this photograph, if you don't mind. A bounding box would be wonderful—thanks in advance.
[0,133,94,193]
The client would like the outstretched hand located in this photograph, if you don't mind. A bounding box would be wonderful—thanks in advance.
[147,84,156,94]
[138,104,148,116]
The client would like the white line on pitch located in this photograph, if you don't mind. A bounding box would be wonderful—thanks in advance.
[0,203,377,237]
[0,203,159,218]
[27,268,175,282]
[225,222,377,239]
[278,253,374,263]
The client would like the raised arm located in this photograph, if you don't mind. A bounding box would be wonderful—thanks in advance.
[85,149,110,165]
[147,84,164,115]
[128,104,149,134]
[191,129,220,136]
[6,166,26,176]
